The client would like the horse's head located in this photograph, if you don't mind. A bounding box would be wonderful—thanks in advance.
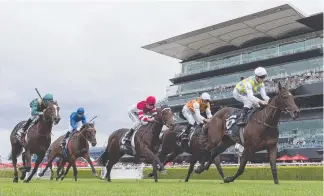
[42,101,61,124]
[154,105,175,129]
[275,82,300,119]
[80,122,97,147]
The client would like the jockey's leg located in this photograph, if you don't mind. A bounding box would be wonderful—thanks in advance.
[121,111,140,152]
[233,89,252,126]
[20,115,38,144]
[179,106,195,141]
[60,130,71,148]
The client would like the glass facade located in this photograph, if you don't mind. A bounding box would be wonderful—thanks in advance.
[278,119,323,150]
[180,34,323,76]
[176,57,323,94]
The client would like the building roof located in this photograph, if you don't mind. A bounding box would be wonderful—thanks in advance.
[142,4,316,61]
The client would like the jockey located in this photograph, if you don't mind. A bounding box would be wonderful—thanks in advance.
[121,96,157,151]
[179,92,213,141]
[20,94,54,143]
[233,67,270,126]
[60,107,87,148]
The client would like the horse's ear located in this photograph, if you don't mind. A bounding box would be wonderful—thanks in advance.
[278,81,282,91]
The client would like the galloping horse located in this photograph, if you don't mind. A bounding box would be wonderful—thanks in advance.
[148,125,225,182]
[97,106,175,182]
[38,122,97,181]
[10,101,60,183]
[199,82,300,184]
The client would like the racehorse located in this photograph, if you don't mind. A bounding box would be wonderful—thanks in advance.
[97,106,175,182]
[148,125,225,182]
[10,100,60,183]
[38,122,97,181]
[198,82,300,184]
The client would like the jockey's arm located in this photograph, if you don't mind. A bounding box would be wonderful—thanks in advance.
[205,107,212,119]
[81,116,87,124]
[193,102,205,124]
[245,83,262,105]
[70,115,77,130]
[138,110,152,123]
[30,101,41,116]
[259,84,270,101]
[151,107,157,116]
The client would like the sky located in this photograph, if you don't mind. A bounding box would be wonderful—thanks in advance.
[0,0,323,160]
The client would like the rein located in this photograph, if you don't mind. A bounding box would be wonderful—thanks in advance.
[253,92,289,129]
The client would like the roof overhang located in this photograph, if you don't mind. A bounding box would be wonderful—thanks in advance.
[142,4,315,61]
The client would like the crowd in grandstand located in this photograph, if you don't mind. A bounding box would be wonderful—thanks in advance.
[209,68,323,97]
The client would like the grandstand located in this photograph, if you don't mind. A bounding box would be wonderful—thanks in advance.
[142,4,323,163]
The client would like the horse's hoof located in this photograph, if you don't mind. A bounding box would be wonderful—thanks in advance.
[38,173,43,177]
[93,172,98,177]
[194,166,204,174]
[13,177,18,183]
[223,177,233,183]
[23,180,29,183]
[160,169,167,175]
[147,173,153,178]
[20,176,25,181]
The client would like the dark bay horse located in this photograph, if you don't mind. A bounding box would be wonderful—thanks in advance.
[148,125,225,182]
[10,101,60,183]
[97,106,175,182]
[38,122,97,181]
[200,82,300,184]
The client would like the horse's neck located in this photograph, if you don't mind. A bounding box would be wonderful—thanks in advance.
[37,119,53,134]
[76,131,88,143]
[255,97,281,127]
[150,121,163,138]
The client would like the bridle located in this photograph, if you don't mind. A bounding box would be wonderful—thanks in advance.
[254,90,292,129]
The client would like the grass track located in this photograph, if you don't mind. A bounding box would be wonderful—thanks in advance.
[0,178,322,196]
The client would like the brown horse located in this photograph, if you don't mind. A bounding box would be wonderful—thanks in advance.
[9,101,60,183]
[38,122,97,181]
[198,82,299,184]
[97,106,175,182]
[148,125,225,182]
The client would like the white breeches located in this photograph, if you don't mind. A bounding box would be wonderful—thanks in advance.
[68,122,82,133]
[128,111,147,131]
[182,106,201,126]
[233,88,259,108]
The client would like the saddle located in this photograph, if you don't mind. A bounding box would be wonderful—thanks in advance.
[224,107,259,145]
[62,131,78,157]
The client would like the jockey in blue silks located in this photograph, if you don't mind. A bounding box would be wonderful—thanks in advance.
[60,107,87,148]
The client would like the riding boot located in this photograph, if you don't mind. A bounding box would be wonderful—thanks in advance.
[20,118,33,144]
[237,107,250,126]
[121,129,135,153]
[60,131,71,148]
[180,124,193,141]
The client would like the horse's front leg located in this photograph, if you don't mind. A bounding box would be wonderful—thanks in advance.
[223,149,250,183]
[19,150,31,180]
[24,153,45,183]
[83,152,98,177]
[143,146,166,175]
[204,138,234,171]
[268,144,279,184]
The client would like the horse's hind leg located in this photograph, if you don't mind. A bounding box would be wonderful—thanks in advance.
[213,155,225,180]
[24,153,45,183]
[12,153,19,183]
[38,154,56,177]
[185,157,198,182]
[267,144,279,184]
[60,162,71,181]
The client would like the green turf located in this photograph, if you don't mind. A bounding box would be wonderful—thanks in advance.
[0,178,322,196]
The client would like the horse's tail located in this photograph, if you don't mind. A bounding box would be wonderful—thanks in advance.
[96,147,109,166]
[8,152,12,161]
